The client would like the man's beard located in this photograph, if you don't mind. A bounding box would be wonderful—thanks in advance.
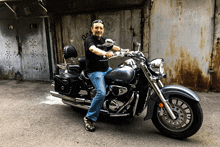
[94,33,102,39]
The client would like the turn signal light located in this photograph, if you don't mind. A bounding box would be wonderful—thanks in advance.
[159,103,164,108]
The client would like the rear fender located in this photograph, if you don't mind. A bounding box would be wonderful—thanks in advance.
[144,85,201,120]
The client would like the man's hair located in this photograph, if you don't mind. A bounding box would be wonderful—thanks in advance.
[92,20,104,27]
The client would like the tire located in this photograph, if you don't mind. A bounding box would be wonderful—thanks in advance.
[152,96,203,139]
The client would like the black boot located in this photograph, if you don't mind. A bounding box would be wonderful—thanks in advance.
[83,117,96,132]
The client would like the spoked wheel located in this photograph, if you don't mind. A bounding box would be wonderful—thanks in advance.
[152,97,203,139]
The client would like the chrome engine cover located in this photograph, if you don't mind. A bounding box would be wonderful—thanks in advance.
[103,99,124,112]
[109,85,128,96]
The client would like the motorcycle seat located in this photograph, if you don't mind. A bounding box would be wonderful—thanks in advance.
[78,56,86,70]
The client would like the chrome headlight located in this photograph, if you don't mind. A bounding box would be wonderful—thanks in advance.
[150,59,164,74]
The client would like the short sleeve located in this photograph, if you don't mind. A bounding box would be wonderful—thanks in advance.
[106,45,113,51]
[84,37,95,51]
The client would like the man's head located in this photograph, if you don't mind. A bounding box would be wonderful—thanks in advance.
[91,20,104,39]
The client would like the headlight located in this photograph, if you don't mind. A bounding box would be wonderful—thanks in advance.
[150,58,164,74]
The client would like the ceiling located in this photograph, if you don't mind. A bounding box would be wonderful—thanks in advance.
[0,0,146,18]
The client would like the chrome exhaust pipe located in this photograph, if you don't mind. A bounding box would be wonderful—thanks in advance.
[51,91,130,118]
[63,100,130,117]
[62,99,109,113]
[50,91,92,104]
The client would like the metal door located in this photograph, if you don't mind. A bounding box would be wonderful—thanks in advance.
[17,18,50,80]
[0,19,22,79]
[0,18,50,80]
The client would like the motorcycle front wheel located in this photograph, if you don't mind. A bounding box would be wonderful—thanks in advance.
[152,96,203,139]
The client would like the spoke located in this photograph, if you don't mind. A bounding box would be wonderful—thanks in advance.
[158,98,194,132]
[180,102,184,107]
[187,114,192,117]
[176,99,179,105]
[184,107,189,110]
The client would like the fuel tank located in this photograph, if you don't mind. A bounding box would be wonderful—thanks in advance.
[105,66,135,84]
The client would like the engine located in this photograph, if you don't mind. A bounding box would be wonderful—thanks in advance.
[104,85,130,112]
[89,85,131,112]
[109,85,128,96]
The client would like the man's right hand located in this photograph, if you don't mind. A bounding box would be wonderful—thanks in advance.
[106,51,114,58]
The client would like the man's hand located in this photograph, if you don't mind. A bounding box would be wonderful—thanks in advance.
[106,51,114,58]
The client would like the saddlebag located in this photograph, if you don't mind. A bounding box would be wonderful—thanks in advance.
[54,73,79,96]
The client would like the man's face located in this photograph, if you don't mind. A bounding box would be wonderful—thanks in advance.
[91,22,104,38]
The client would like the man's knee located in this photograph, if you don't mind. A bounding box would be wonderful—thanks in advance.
[96,90,106,98]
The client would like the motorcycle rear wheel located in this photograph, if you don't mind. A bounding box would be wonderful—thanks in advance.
[152,96,203,139]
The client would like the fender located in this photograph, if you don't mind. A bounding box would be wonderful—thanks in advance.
[144,85,201,120]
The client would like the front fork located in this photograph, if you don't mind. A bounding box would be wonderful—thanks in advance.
[140,63,176,120]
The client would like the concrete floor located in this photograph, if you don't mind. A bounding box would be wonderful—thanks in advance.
[0,80,219,147]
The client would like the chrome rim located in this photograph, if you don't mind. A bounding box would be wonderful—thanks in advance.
[157,98,194,132]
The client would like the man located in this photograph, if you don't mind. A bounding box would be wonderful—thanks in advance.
[84,20,120,132]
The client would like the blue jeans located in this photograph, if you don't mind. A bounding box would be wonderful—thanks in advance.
[86,67,112,121]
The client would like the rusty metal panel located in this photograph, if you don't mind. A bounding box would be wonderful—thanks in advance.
[211,0,220,91]
[18,18,50,80]
[0,19,22,79]
[149,0,214,91]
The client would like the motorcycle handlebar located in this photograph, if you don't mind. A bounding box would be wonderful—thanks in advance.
[103,50,142,59]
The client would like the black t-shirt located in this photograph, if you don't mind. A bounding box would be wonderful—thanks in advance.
[84,35,112,73]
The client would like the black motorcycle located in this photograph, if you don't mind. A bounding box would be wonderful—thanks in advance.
[50,40,203,139]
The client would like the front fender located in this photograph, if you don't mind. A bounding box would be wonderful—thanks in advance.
[144,85,200,120]
[161,85,201,102]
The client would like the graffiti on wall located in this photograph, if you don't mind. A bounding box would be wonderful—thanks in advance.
[29,39,37,48]
[82,31,92,40]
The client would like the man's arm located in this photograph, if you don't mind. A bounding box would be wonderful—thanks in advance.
[89,45,107,56]
[89,45,113,58]
[112,45,121,51]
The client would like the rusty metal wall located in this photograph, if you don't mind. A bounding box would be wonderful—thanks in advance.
[149,0,215,91]
[57,9,141,69]
[211,0,220,91]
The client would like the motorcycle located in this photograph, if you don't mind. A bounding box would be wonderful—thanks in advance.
[50,39,203,139]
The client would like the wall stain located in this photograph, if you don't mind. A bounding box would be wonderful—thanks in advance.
[210,38,220,91]
[200,28,206,51]
[163,48,209,91]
